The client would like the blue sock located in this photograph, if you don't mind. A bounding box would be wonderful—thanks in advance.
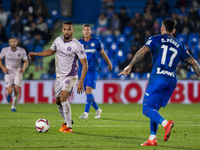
[92,101,99,110]
[84,94,93,113]
[150,119,159,135]
[7,95,11,103]
[143,104,165,124]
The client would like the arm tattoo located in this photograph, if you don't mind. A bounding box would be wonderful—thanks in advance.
[187,57,200,77]
[129,46,149,67]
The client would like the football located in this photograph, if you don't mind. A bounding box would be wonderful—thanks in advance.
[35,118,50,133]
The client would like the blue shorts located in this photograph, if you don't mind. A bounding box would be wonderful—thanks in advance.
[83,70,98,90]
[143,78,175,108]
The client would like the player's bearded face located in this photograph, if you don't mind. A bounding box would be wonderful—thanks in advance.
[62,24,74,41]
[9,39,17,49]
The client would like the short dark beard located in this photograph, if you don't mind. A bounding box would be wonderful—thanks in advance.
[64,36,71,40]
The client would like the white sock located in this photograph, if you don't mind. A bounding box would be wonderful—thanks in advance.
[57,104,65,122]
[84,112,89,116]
[149,135,156,140]
[61,101,72,128]
[162,120,168,127]
[11,96,18,109]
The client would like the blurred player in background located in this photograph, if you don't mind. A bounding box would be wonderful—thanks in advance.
[0,37,28,112]
[118,19,200,146]
[78,24,113,119]
[29,21,88,133]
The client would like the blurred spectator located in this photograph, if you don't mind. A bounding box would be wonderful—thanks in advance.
[101,0,114,11]
[36,15,48,40]
[0,21,7,44]
[119,52,134,72]
[171,12,182,34]
[48,58,55,75]
[156,0,169,17]
[96,13,108,35]
[131,33,143,47]
[0,6,8,27]
[176,0,189,8]
[129,12,142,27]
[106,6,115,24]
[118,7,129,33]
[32,33,45,71]
[192,0,200,11]
[109,13,120,36]
[22,0,34,17]
[188,7,199,32]
[11,0,23,17]
[144,0,157,15]
[34,0,49,18]
[30,22,40,38]
[177,7,188,19]
[144,30,151,42]
[23,15,35,34]
[153,20,160,35]
[180,17,192,35]
[11,16,23,37]
[28,73,34,80]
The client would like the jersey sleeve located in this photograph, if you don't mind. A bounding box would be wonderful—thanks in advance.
[181,45,192,61]
[75,44,87,59]
[96,40,102,51]
[144,36,155,52]
[22,49,28,60]
[0,48,6,59]
[50,39,57,51]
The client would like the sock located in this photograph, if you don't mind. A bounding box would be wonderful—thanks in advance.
[7,95,11,103]
[162,120,168,127]
[11,96,18,109]
[143,104,165,124]
[84,94,93,113]
[61,101,72,128]
[149,135,156,140]
[57,104,65,122]
[146,108,165,124]
[150,119,159,136]
[92,101,99,110]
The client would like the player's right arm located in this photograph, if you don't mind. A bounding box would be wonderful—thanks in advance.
[118,45,149,77]
[28,49,55,59]
[0,58,8,73]
[185,56,200,80]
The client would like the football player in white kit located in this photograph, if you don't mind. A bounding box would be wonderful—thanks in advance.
[0,37,29,112]
[28,21,88,133]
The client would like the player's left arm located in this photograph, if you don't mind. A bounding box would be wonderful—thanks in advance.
[186,56,200,80]
[118,45,149,76]
[20,59,29,73]
[100,49,113,71]
[77,58,88,94]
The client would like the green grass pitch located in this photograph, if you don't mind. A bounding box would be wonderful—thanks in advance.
[0,103,200,150]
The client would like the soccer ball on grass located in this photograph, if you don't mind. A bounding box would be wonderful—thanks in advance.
[35,118,50,133]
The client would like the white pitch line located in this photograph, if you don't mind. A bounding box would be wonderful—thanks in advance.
[0,124,200,128]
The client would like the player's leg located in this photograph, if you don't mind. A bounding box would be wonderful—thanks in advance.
[87,71,102,119]
[60,90,73,133]
[79,86,92,119]
[5,74,14,103]
[10,85,20,112]
[61,76,78,133]
[56,96,66,132]
[6,86,13,103]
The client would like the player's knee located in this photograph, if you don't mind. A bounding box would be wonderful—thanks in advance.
[6,89,13,95]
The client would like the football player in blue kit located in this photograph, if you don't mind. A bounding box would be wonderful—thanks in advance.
[78,24,113,119]
[118,19,200,146]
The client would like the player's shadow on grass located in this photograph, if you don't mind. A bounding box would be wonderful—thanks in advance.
[74,131,145,140]
[102,117,149,123]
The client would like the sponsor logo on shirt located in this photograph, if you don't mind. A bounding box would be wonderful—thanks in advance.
[91,42,95,47]
[156,67,175,77]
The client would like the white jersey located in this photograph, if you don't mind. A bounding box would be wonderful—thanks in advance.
[0,46,27,74]
[51,36,86,77]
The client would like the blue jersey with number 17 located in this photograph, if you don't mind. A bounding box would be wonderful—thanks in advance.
[145,34,191,87]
